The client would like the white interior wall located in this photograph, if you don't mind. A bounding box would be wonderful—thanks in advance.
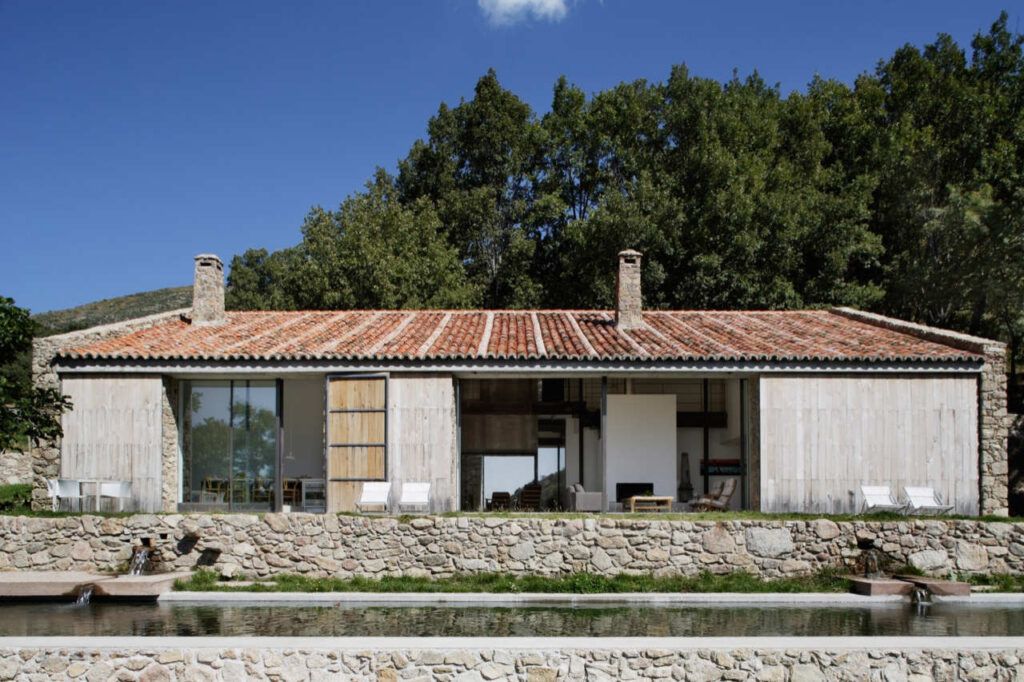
[282,378,325,479]
[603,394,677,507]
[583,428,601,492]
[562,416,580,487]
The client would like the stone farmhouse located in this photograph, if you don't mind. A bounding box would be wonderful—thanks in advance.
[32,251,1008,516]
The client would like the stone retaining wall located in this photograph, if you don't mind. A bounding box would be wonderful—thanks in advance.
[1,644,1020,680]
[1,514,1022,580]
[0,449,32,485]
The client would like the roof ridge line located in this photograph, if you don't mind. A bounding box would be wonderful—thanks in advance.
[830,307,1001,354]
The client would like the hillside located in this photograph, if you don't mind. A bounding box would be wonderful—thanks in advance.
[33,286,192,336]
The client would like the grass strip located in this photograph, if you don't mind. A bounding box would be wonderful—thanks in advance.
[960,573,1024,592]
[175,569,851,594]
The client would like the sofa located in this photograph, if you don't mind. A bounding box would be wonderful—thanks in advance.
[567,483,604,512]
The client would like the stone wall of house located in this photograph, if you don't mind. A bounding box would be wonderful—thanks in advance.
[0,449,33,485]
[29,309,188,510]
[160,378,179,513]
[832,307,1010,516]
[1,514,1021,580]
[2,643,1021,681]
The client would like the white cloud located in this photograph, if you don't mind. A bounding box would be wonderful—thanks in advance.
[478,0,572,26]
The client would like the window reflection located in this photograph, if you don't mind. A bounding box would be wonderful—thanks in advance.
[183,381,278,510]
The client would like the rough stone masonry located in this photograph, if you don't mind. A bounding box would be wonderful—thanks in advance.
[1,514,1021,580]
[1,644,1021,681]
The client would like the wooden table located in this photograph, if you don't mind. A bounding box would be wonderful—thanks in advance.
[627,495,674,513]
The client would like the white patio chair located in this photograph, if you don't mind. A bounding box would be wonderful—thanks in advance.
[860,485,906,514]
[45,479,61,511]
[356,482,391,513]
[903,486,953,515]
[398,482,430,512]
[99,481,132,512]
[57,479,83,512]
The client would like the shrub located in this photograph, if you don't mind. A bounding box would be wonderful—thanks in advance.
[0,484,33,512]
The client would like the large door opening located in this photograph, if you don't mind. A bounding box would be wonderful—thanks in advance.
[325,375,387,512]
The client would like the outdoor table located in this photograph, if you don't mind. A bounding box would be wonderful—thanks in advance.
[626,495,673,513]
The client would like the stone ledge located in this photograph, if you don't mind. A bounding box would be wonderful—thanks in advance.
[0,637,1020,680]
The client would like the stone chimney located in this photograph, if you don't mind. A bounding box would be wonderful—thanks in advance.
[615,249,643,330]
[191,254,225,325]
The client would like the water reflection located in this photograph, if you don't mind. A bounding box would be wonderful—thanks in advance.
[0,602,1021,638]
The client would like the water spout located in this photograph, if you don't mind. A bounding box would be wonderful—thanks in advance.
[912,586,932,613]
[128,547,151,576]
[862,549,883,579]
[75,584,93,606]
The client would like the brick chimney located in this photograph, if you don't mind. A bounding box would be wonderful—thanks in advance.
[192,254,225,326]
[615,249,643,330]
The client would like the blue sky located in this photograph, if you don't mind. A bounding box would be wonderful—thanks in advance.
[1,0,1017,313]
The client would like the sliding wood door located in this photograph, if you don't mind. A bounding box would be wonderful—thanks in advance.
[326,375,387,511]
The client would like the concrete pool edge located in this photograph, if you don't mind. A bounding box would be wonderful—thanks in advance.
[160,590,911,605]
[1,635,1024,650]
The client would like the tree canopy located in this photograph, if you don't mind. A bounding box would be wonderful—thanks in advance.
[0,297,71,450]
[227,14,1024,368]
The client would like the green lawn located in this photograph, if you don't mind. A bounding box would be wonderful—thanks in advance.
[430,510,1016,523]
[0,509,1016,523]
[175,569,851,594]
[961,573,1024,592]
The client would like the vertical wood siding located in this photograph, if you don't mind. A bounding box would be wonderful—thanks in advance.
[759,376,979,514]
[60,375,163,512]
[326,376,387,512]
[389,375,458,512]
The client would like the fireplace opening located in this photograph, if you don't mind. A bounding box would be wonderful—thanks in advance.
[616,482,654,502]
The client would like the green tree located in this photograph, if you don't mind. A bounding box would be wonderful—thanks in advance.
[398,70,543,307]
[228,171,476,310]
[857,13,1024,345]
[223,13,1024,371]
[0,297,71,450]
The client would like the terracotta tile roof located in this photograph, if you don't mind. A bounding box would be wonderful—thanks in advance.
[58,309,982,364]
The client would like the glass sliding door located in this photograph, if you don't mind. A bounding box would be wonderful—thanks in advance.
[182,380,279,510]
[183,383,232,505]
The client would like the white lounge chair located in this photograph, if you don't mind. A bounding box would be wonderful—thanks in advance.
[689,478,737,512]
[99,481,132,512]
[398,482,430,512]
[903,486,953,515]
[860,485,905,514]
[57,479,84,512]
[356,481,391,513]
[45,479,60,511]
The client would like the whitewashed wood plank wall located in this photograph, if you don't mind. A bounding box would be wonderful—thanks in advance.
[759,375,978,514]
[59,375,164,512]
[388,375,458,512]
